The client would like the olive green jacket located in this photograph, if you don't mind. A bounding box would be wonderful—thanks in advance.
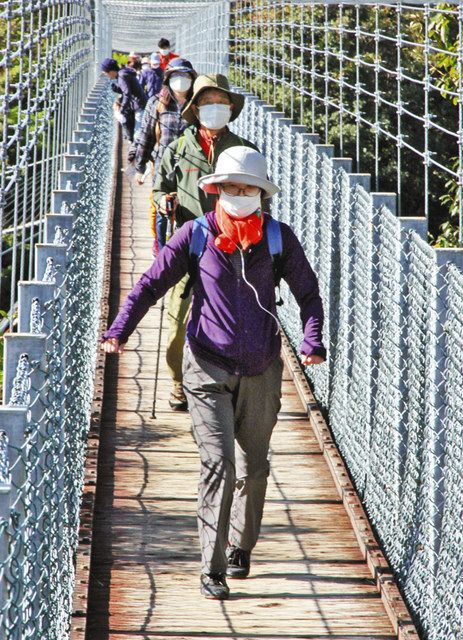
[152,126,258,226]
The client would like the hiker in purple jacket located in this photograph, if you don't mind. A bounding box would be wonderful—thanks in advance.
[101,146,325,600]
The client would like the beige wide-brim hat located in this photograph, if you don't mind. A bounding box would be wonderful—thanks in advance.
[197,146,279,200]
[182,74,245,125]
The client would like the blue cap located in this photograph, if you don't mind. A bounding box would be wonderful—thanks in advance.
[150,53,161,65]
[164,57,196,79]
[100,57,119,72]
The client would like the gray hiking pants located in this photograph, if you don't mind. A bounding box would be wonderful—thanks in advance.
[182,344,283,575]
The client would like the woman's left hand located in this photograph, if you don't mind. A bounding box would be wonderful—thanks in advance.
[300,354,325,366]
[101,337,125,354]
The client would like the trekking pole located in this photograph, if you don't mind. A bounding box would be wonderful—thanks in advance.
[151,194,176,419]
[165,192,176,242]
[151,294,165,419]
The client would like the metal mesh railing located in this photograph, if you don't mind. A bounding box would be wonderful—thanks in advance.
[176,0,230,75]
[0,80,115,639]
[227,1,463,246]
[230,92,463,640]
[0,0,95,323]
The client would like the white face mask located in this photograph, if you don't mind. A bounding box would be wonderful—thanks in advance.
[142,64,150,71]
[160,48,170,56]
[198,103,231,130]
[169,74,192,93]
[219,191,261,218]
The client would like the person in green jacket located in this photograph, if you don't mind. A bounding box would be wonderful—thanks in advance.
[153,74,257,410]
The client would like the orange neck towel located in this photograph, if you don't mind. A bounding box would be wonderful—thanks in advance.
[214,201,264,253]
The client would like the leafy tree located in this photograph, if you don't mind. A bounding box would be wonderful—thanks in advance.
[230,1,461,244]
[427,3,461,245]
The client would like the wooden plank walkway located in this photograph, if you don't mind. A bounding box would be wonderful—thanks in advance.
[85,150,398,640]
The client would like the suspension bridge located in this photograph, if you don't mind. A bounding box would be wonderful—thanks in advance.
[1,2,463,639]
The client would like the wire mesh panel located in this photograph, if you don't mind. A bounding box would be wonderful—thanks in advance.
[364,209,407,569]
[400,235,441,635]
[0,81,115,640]
[226,1,463,246]
[431,263,463,640]
[170,0,230,74]
[226,84,463,637]
[0,0,95,324]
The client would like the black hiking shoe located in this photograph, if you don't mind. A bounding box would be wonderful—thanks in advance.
[226,546,251,578]
[200,573,230,600]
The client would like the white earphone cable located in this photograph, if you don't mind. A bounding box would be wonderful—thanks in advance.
[238,248,280,336]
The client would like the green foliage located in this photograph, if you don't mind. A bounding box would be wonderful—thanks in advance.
[112,51,129,67]
[1,232,32,311]
[429,3,460,103]
[0,11,57,166]
[433,220,460,246]
[425,4,462,245]
[230,1,461,245]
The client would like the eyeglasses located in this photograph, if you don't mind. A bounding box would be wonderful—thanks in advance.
[221,184,261,197]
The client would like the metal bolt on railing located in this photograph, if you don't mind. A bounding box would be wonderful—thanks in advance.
[42,257,58,283]
[29,298,43,335]
[0,433,11,490]
[53,226,68,245]
[9,354,31,407]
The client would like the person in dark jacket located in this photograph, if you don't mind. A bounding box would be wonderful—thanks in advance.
[101,57,147,142]
[101,146,326,600]
[134,58,197,252]
[139,55,163,99]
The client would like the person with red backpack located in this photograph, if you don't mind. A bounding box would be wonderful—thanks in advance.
[101,146,326,601]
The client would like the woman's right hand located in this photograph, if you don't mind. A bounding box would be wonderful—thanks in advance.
[101,338,125,354]
[159,193,178,216]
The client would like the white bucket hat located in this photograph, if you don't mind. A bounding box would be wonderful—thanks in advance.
[197,146,279,200]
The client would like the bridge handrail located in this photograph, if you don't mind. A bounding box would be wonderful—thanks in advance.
[0,80,115,640]
[230,93,463,640]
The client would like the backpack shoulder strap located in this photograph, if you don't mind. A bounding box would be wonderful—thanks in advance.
[175,134,186,160]
[181,216,210,300]
[189,215,209,257]
[165,134,187,182]
[266,216,283,257]
[153,98,162,146]
[265,217,284,306]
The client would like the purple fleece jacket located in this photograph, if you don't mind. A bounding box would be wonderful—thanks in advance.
[103,212,326,376]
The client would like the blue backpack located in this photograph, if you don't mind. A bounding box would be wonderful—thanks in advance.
[181,214,284,305]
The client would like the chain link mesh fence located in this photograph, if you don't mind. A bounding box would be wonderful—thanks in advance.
[0,80,115,639]
[230,91,463,640]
